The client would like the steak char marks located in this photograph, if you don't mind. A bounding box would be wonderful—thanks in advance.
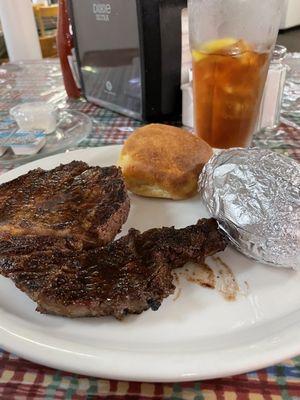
[0,161,130,250]
[0,219,227,319]
[0,161,227,319]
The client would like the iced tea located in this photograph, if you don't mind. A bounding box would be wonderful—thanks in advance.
[192,39,270,148]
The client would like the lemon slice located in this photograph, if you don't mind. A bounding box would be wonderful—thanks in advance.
[201,37,238,53]
[192,37,238,61]
[192,49,207,62]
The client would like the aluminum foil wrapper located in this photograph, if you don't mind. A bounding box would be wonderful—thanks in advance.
[199,148,300,270]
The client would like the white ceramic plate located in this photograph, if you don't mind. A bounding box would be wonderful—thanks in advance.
[0,146,300,382]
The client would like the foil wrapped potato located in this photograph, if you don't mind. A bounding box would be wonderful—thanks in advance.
[199,148,300,269]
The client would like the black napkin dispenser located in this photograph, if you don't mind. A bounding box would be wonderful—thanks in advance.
[69,0,186,121]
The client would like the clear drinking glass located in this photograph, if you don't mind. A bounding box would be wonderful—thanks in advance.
[188,0,283,148]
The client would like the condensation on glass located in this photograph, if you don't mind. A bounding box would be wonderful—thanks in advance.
[188,0,283,149]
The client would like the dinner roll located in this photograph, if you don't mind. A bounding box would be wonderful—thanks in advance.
[118,124,213,200]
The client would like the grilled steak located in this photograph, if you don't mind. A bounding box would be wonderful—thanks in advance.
[0,161,130,250]
[0,219,227,319]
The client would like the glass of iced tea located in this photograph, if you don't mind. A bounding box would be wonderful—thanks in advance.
[188,0,283,148]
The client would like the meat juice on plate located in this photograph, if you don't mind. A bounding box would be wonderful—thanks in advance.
[192,38,270,148]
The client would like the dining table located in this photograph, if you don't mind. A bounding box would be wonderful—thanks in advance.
[0,55,299,399]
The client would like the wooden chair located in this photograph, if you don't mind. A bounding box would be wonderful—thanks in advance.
[34,5,58,58]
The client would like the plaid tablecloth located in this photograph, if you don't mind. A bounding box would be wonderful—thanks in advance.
[0,58,299,399]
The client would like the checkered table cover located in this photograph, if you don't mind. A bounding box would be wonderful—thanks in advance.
[0,59,299,399]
